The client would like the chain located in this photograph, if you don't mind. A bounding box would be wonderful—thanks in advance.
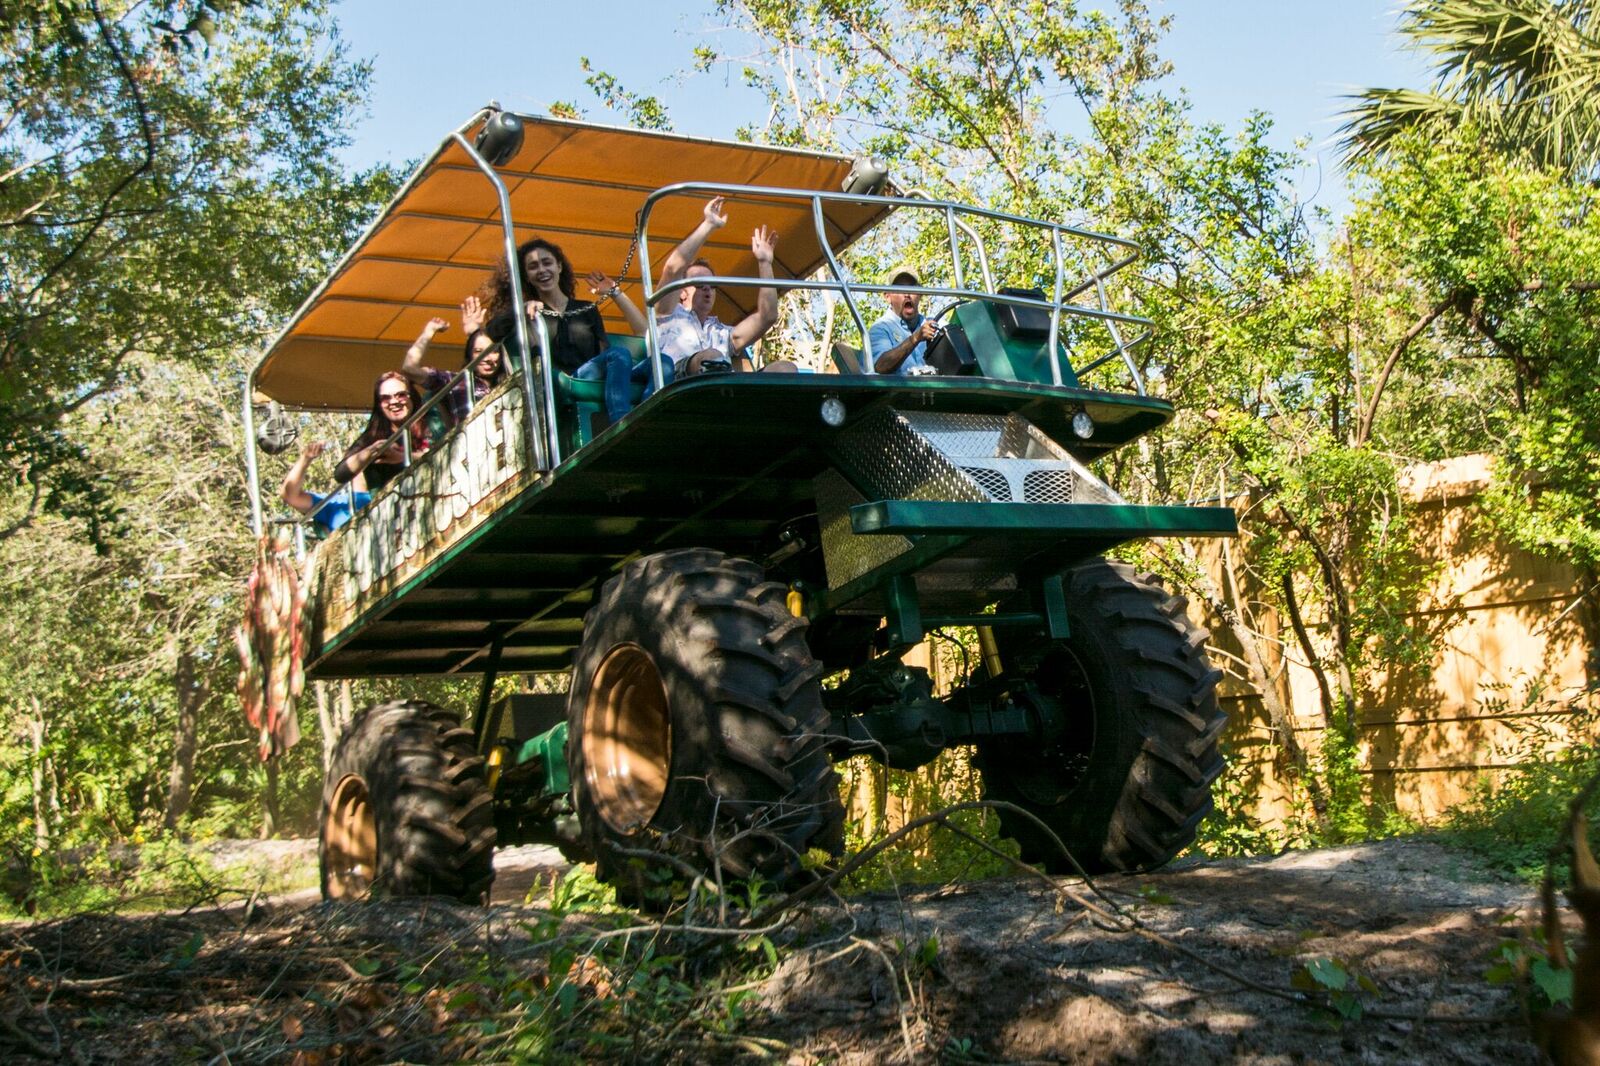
[598,212,642,305]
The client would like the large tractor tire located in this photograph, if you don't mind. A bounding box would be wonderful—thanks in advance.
[977,557,1225,874]
[319,700,496,902]
[567,548,844,906]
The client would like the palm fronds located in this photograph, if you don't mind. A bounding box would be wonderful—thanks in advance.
[1338,0,1600,177]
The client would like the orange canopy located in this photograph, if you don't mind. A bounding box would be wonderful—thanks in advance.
[253,111,893,409]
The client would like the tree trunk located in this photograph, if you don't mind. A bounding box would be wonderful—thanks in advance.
[163,643,207,835]
[1578,567,1600,691]
[337,679,355,733]
[261,760,279,839]
[1214,539,1327,821]
[315,681,336,771]
[28,698,48,850]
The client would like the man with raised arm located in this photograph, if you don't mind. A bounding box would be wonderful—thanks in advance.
[655,196,794,375]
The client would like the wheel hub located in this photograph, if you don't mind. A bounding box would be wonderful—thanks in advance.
[324,774,376,899]
[582,643,672,833]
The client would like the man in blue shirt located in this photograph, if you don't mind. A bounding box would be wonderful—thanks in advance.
[867,268,941,374]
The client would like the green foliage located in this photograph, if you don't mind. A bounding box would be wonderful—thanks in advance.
[578,57,673,130]
[0,835,316,919]
[0,2,401,861]
[1340,0,1600,178]
[497,902,787,1061]
[1439,731,1600,883]
[1486,918,1578,1014]
[0,0,398,532]
[1291,955,1379,1022]
[837,751,1018,890]
[1191,757,1296,857]
[544,864,620,915]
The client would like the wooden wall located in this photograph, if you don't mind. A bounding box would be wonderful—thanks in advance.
[1207,454,1599,826]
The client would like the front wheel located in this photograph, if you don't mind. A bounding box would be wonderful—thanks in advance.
[319,700,496,902]
[977,558,1226,873]
[566,549,845,906]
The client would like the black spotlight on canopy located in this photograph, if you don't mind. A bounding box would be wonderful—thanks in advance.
[474,109,525,167]
[841,155,889,197]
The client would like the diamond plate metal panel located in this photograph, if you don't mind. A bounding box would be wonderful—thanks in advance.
[820,406,1128,599]
[816,468,913,589]
[837,407,989,503]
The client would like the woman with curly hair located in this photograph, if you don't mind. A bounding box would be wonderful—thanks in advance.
[483,237,673,421]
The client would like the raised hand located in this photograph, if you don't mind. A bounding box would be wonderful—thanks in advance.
[423,316,449,337]
[704,196,728,229]
[459,294,485,333]
[751,224,778,264]
[585,269,617,296]
[302,440,328,461]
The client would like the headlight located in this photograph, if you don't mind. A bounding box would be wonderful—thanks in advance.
[1071,409,1095,439]
[820,395,847,427]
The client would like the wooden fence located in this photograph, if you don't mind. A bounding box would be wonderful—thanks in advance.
[1204,454,1599,826]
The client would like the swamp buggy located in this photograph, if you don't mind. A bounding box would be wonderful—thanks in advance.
[241,109,1238,905]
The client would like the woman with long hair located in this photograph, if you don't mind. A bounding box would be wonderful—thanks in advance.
[483,237,672,422]
[400,294,506,436]
[333,371,430,493]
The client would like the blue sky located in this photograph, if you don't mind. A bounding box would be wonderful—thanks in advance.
[332,1,1433,216]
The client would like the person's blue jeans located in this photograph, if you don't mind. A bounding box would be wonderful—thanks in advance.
[574,345,676,420]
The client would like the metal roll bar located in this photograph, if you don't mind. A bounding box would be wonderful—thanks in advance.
[635,180,1150,390]
[452,131,553,472]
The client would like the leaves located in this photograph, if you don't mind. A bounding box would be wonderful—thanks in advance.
[1340,0,1600,178]
[0,0,399,531]
[1291,955,1379,1021]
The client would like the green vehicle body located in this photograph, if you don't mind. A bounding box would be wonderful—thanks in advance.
[247,110,1237,897]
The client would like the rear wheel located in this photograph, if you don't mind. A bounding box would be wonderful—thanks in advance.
[319,700,496,902]
[977,558,1225,873]
[567,548,845,906]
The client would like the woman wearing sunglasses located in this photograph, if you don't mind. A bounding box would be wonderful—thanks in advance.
[333,371,430,493]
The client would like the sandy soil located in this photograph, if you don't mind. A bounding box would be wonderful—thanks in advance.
[0,838,1553,1064]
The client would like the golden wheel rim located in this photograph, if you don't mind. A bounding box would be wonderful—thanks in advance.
[324,774,377,899]
[582,643,672,833]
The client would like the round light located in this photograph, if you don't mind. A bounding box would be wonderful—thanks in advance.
[820,395,847,427]
[1071,409,1095,439]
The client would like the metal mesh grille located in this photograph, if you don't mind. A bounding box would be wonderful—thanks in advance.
[961,466,1012,501]
[1023,468,1075,503]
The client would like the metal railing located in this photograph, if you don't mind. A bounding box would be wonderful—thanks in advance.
[242,161,1155,542]
[634,181,1152,394]
[280,328,529,542]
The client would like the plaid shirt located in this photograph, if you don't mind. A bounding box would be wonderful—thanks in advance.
[421,368,493,433]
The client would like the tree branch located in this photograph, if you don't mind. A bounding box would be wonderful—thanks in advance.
[1355,290,1454,445]
[17,0,158,312]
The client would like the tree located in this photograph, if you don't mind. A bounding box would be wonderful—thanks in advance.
[0,0,395,542]
[699,1,1494,837]
[1340,0,1600,178]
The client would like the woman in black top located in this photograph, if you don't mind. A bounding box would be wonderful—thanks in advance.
[333,371,430,493]
[483,237,670,420]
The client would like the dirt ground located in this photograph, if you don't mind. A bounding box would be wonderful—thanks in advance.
[0,837,1555,1063]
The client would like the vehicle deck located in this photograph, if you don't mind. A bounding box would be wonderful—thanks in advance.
[306,374,1234,678]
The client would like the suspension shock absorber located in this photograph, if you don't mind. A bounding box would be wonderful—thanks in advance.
[976,624,1003,680]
